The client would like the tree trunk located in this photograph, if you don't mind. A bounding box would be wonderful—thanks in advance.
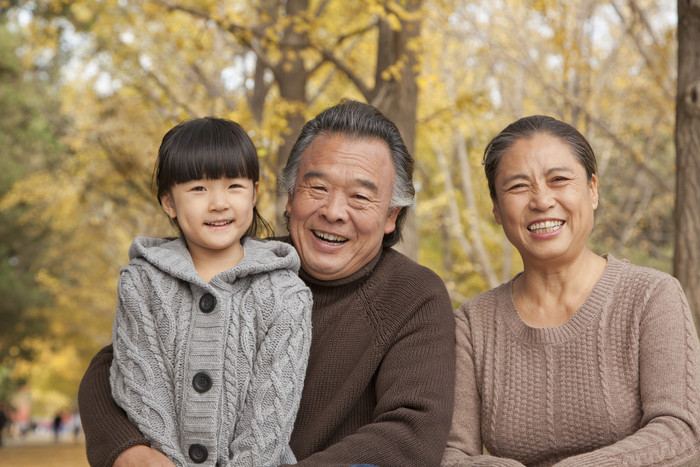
[271,0,308,232]
[370,0,422,260]
[674,0,700,330]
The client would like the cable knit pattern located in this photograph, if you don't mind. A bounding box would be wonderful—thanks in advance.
[81,243,455,467]
[109,237,312,467]
[442,255,700,466]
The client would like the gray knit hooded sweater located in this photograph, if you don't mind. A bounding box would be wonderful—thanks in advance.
[109,236,312,467]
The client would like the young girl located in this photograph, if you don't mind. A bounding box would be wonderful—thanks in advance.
[109,117,312,466]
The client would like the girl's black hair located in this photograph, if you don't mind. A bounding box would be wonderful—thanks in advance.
[153,117,273,239]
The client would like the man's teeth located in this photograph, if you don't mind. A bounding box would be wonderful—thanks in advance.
[314,231,347,243]
[528,220,563,233]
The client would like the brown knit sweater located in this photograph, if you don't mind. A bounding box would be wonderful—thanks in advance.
[79,246,456,467]
[442,255,700,466]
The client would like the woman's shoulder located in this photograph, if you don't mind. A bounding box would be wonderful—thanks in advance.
[457,280,513,318]
[605,253,680,291]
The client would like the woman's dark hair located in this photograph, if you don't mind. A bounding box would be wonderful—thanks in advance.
[483,115,598,199]
[153,117,273,238]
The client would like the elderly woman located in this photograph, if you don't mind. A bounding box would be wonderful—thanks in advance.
[442,115,700,466]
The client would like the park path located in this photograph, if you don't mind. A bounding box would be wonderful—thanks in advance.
[0,430,89,467]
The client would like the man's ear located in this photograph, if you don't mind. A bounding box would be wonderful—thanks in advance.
[383,206,402,234]
[161,193,177,219]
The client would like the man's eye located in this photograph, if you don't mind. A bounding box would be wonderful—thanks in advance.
[353,194,369,201]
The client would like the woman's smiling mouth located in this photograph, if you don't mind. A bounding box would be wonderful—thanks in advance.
[527,220,564,233]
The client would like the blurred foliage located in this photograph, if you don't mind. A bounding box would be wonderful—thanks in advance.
[0,21,57,406]
[0,0,679,410]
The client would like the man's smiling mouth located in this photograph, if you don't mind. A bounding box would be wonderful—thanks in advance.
[313,230,348,244]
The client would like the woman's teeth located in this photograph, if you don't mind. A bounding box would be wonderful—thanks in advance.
[528,220,563,233]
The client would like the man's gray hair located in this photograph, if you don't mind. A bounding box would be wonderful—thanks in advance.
[279,99,415,248]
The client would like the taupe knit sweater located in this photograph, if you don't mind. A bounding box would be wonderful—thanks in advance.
[442,255,700,466]
[110,237,312,467]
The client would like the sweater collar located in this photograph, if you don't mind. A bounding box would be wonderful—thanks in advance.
[128,236,300,285]
[281,237,384,287]
[503,253,626,343]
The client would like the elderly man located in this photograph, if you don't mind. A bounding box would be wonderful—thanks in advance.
[78,100,456,467]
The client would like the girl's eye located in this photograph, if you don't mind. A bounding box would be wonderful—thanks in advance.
[192,186,206,192]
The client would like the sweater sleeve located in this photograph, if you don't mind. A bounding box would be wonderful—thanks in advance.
[553,276,700,467]
[79,344,151,467]
[229,276,313,465]
[295,271,456,467]
[441,306,526,467]
[109,269,186,465]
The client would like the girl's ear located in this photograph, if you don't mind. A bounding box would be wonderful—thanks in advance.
[161,192,177,219]
[253,181,258,206]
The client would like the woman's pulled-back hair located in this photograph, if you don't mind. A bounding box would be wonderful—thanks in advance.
[153,117,273,239]
[483,115,598,199]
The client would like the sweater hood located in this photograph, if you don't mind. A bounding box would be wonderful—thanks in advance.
[127,236,301,284]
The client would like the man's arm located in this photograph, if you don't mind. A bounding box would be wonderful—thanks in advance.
[78,345,155,467]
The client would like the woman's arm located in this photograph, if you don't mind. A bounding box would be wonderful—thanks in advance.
[553,276,700,467]
[229,277,313,465]
[441,308,526,467]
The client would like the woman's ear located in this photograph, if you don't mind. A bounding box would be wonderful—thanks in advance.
[589,174,599,210]
[492,197,503,225]
[161,192,177,219]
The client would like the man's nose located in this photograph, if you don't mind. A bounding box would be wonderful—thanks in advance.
[320,191,349,222]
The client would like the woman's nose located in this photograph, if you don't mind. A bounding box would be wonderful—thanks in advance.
[529,187,555,211]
